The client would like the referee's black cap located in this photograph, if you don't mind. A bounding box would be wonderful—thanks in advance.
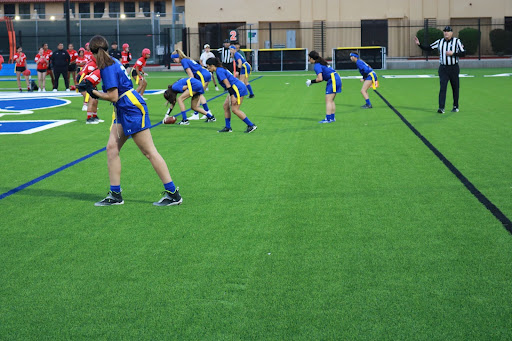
[443,26,453,32]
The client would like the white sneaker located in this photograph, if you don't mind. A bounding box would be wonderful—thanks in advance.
[82,104,88,111]
[206,87,209,91]
[53,89,58,92]
[38,88,42,92]
[66,89,70,92]
[42,88,46,92]
[215,87,219,91]
[188,113,200,120]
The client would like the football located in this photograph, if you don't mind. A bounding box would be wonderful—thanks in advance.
[163,115,177,124]
[22,69,31,76]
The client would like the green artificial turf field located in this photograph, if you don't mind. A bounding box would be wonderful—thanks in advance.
[1,68,511,339]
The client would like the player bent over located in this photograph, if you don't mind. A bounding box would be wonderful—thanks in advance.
[82,35,182,206]
[162,78,216,125]
[306,50,342,123]
[206,58,257,133]
[350,52,378,109]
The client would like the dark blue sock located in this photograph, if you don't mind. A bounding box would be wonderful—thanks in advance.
[206,112,213,118]
[181,111,187,120]
[225,118,231,128]
[110,185,121,193]
[243,117,253,126]
[202,103,210,112]
[247,84,254,95]
[329,114,334,121]
[164,181,176,193]
[366,99,371,106]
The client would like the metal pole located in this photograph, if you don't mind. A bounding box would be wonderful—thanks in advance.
[423,19,429,61]
[79,14,82,47]
[249,24,252,50]
[478,18,481,60]
[269,22,272,48]
[321,21,324,57]
[117,14,120,44]
[171,0,176,51]
[151,12,155,62]
[65,0,71,45]
[35,16,38,49]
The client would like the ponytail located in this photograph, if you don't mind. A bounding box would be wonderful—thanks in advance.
[308,50,328,66]
[89,35,115,69]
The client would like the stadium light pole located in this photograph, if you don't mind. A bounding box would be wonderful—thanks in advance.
[65,0,71,45]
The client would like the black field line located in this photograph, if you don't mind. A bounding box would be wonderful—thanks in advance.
[375,90,512,235]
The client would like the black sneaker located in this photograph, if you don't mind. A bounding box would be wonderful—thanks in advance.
[19,89,23,93]
[361,104,373,109]
[437,108,445,114]
[178,119,190,125]
[205,116,216,123]
[218,127,233,133]
[244,125,258,133]
[94,191,124,206]
[153,188,182,206]
[93,116,105,123]
[249,94,255,98]
[86,117,98,124]
[451,107,459,113]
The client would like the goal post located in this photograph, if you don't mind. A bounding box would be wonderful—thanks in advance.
[332,46,386,70]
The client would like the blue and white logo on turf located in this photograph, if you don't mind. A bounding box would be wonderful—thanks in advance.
[0,97,71,116]
[0,120,75,134]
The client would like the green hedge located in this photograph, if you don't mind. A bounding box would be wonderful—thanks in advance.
[490,29,512,55]
[416,28,444,56]
[458,28,481,55]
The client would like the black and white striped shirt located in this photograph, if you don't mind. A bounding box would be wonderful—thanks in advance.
[430,38,465,65]
[217,47,233,63]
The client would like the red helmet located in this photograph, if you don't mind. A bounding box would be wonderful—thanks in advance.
[122,43,129,49]
[142,48,151,56]
[78,47,85,52]
[85,42,89,47]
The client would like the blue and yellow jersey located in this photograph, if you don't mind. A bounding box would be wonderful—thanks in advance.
[171,77,204,95]
[355,59,374,78]
[314,63,337,81]
[216,67,248,99]
[181,58,211,87]
[233,51,247,64]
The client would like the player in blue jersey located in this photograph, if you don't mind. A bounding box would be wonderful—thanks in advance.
[350,52,379,109]
[171,49,213,121]
[205,58,257,133]
[162,77,216,125]
[306,50,342,123]
[82,35,182,207]
[229,45,255,98]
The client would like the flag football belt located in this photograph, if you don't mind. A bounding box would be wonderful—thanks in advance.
[111,89,146,131]
[369,72,378,90]
[232,84,241,104]
[242,62,250,78]
[330,72,337,92]
[195,71,205,88]
[186,78,194,96]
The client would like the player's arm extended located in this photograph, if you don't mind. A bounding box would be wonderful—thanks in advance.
[184,68,194,78]
[93,87,119,102]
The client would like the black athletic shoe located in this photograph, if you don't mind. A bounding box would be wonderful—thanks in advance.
[218,127,233,133]
[153,188,182,206]
[178,119,190,125]
[94,191,124,206]
[249,94,255,98]
[360,104,373,109]
[86,117,98,124]
[205,116,216,123]
[437,108,445,114]
[244,125,258,133]
[451,107,459,113]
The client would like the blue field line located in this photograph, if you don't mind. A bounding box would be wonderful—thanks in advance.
[0,76,264,201]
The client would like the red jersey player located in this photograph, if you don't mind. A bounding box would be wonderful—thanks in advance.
[67,43,79,87]
[81,68,103,124]
[14,46,31,92]
[84,42,94,63]
[77,58,98,111]
[35,47,49,91]
[121,43,132,69]
[42,43,54,86]
[76,48,87,72]
[132,48,150,96]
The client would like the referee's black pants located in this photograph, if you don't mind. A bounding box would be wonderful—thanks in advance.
[53,67,69,90]
[438,64,460,109]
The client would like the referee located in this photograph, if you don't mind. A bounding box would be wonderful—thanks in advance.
[414,26,466,113]
[217,39,233,71]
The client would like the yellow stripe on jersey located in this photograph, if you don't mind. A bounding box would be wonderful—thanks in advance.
[186,78,193,96]
[195,71,205,88]
[77,73,86,93]
[243,63,249,79]
[331,73,337,92]
[125,90,146,128]
[232,84,241,104]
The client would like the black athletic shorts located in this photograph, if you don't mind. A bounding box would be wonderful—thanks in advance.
[16,66,26,73]
[37,69,47,73]
[68,64,77,72]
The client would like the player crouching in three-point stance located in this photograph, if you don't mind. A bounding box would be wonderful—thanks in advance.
[81,35,182,207]
[162,78,216,125]
[350,52,378,109]
[206,57,257,133]
[306,50,342,123]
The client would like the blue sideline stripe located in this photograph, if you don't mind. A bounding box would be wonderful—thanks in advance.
[0,147,106,200]
[0,76,264,200]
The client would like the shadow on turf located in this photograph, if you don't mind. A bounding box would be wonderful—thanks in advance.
[0,187,149,204]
